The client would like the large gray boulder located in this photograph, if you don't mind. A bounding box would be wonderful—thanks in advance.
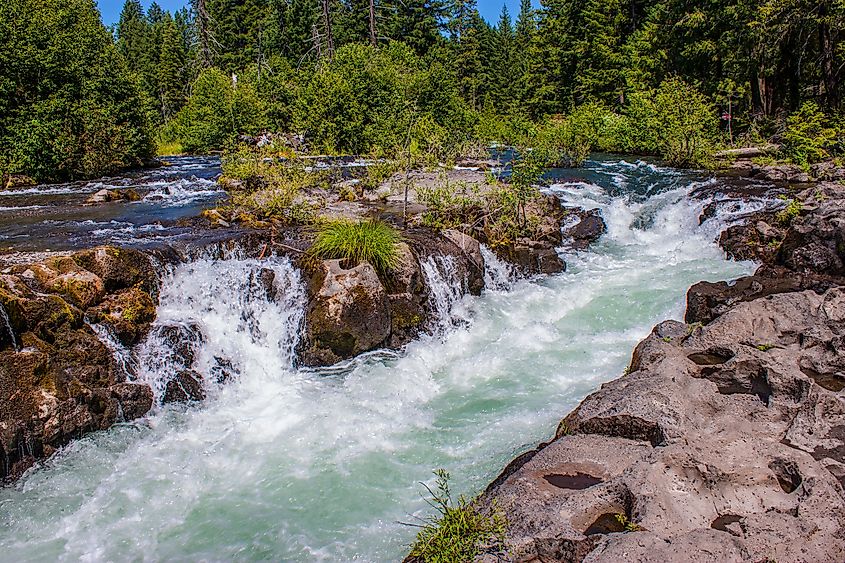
[301,259,391,366]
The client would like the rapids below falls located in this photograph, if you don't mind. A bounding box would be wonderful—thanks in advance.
[0,156,769,561]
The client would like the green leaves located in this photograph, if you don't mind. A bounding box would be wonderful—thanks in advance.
[0,0,153,181]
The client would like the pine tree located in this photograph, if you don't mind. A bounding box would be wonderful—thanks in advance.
[158,16,187,120]
[490,5,515,111]
[386,0,443,57]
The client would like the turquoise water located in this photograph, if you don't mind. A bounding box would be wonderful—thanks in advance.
[0,159,756,561]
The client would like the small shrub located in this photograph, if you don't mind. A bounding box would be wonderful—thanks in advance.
[782,102,838,165]
[418,179,486,231]
[309,219,401,273]
[775,198,802,225]
[756,343,776,352]
[614,513,644,532]
[222,147,317,224]
[409,469,507,563]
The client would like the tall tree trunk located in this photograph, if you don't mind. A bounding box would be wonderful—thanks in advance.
[369,0,377,47]
[322,0,334,58]
[195,0,213,67]
[819,3,839,109]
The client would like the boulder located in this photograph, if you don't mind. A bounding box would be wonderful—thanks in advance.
[442,229,484,273]
[110,382,154,420]
[478,289,845,562]
[301,259,391,366]
[72,246,157,294]
[87,287,156,346]
[495,239,566,275]
[562,209,607,249]
[162,370,205,403]
[85,188,141,204]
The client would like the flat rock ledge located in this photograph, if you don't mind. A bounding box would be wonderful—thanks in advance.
[472,182,845,562]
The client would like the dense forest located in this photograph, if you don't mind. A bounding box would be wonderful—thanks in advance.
[1,0,843,181]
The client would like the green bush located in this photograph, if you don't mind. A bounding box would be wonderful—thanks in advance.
[409,469,506,563]
[172,68,266,153]
[418,179,486,230]
[621,78,719,167]
[0,0,154,181]
[295,42,476,157]
[782,102,839,165]
[223,147,315,224]
[309,219,401,272]
[775,197,803,225]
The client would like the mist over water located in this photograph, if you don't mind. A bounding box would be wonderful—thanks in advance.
[0,158,756,561]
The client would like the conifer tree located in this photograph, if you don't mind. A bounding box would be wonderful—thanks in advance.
[158,16,187,120]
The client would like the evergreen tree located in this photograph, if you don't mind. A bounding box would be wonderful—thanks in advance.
[489,5,515,111]
[0,0,153,181]
[158,16,187,120]
[386,0,444,56]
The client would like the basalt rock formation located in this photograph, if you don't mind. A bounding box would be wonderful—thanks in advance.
[474,181,845,561]
[0,246,158,481]
[300,229,486,366]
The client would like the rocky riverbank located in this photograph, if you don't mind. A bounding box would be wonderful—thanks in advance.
[471,180,845,561]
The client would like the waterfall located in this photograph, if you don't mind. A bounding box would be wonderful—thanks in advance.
[87,321,137,379]
[135,255,306,402]
[480,244,516,291]
[0,302,18,351]
[420,254,471,335]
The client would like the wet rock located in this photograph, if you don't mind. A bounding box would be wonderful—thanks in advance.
[384,243,427,348]
[110,382,154,419]
[477,288,845,562]
[201,208,231,228]
[562,209,607,249]
[87,287,156,346]
[302,259,391,366]
[442,229,484,273]
[162,370,205,403]
[72,246,157,294]
[149,322,204,369]
[85,188,141,204]
[495,239,566,275]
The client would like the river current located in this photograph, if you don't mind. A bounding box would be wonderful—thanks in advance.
[0,157,761,561]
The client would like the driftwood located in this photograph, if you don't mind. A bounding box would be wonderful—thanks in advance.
[714,144,780,158]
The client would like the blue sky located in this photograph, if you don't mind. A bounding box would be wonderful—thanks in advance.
[96,0,532,28]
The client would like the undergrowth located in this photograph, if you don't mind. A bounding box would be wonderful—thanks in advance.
[408,469,507,563]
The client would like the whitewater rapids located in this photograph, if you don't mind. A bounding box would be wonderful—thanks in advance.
[0,158,758,561]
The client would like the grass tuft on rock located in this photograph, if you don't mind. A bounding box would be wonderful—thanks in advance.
[408,469,506,563]
[309,219,401,273]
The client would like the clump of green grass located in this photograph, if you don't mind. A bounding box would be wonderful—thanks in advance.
[156,138,183,157]
[756,343,776,352]
[409,469,507,563]
[309,219,401,273]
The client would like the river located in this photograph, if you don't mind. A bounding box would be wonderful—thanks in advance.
[0,157,763,561]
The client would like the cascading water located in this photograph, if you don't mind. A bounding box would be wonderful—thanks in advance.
[480,244,516,291]
[0,302,19,351]
[420,255,472,334]
[134,256,306,401]
[0,157,759,562]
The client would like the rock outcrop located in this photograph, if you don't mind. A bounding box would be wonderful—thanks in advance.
[300,230,487,366]
[0,246,158,481]
[473,181,845,561]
